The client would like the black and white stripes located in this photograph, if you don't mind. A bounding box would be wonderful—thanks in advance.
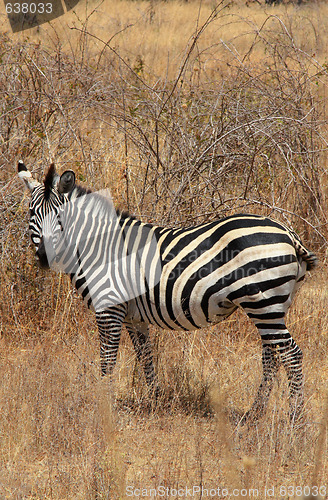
[18,161,317,423]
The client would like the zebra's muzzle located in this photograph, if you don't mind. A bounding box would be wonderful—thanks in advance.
[36,237,50,269]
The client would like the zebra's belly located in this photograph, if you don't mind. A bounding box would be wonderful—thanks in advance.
[127,293,237,331]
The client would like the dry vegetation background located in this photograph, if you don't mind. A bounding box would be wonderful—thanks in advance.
[1,0,328,498]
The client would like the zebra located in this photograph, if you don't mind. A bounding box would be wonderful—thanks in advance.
[18,161,317,423]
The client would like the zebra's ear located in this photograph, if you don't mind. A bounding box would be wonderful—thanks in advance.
[58,170,76,194]
[17,161,41,191]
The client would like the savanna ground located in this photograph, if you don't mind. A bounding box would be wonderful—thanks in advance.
[1,0,328,498]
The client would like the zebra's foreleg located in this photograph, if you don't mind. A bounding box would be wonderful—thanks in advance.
[125,322,158,395]
[241,344,280,424]
[96,304,127,377]
[277,337,304,423]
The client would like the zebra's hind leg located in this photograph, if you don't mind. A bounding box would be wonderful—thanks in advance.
[125,322,158,397]
[238,343,280,425]
[277,337,304,423]
[242,321,304,425]
[96,304,128,377]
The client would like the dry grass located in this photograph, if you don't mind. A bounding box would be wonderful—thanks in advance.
[0,275,327,498]
[1,0,328,498]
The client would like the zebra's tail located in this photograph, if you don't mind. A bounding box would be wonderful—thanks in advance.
[292,236,318,271]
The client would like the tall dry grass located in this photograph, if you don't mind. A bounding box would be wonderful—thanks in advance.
[0,280,327,498]
[1,0,328,498]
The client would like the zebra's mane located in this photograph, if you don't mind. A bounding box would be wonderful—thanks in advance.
[43,164,136,221]
[65,184,137,225]
[118,210,137,221]
[44,163,57,200]
[69,184,92,199]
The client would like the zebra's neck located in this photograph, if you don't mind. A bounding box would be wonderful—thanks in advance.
[57,194,161,312]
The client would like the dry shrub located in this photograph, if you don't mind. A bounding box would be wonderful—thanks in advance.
[1,3,328,241]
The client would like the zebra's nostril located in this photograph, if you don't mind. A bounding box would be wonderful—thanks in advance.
[36,238,50,269]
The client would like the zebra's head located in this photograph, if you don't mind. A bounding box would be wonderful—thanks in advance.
[18,161,76,268]
[18,161,163,310]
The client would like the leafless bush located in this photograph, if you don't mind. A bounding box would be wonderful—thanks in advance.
[2,7,328,242]
[90,12,328,246]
